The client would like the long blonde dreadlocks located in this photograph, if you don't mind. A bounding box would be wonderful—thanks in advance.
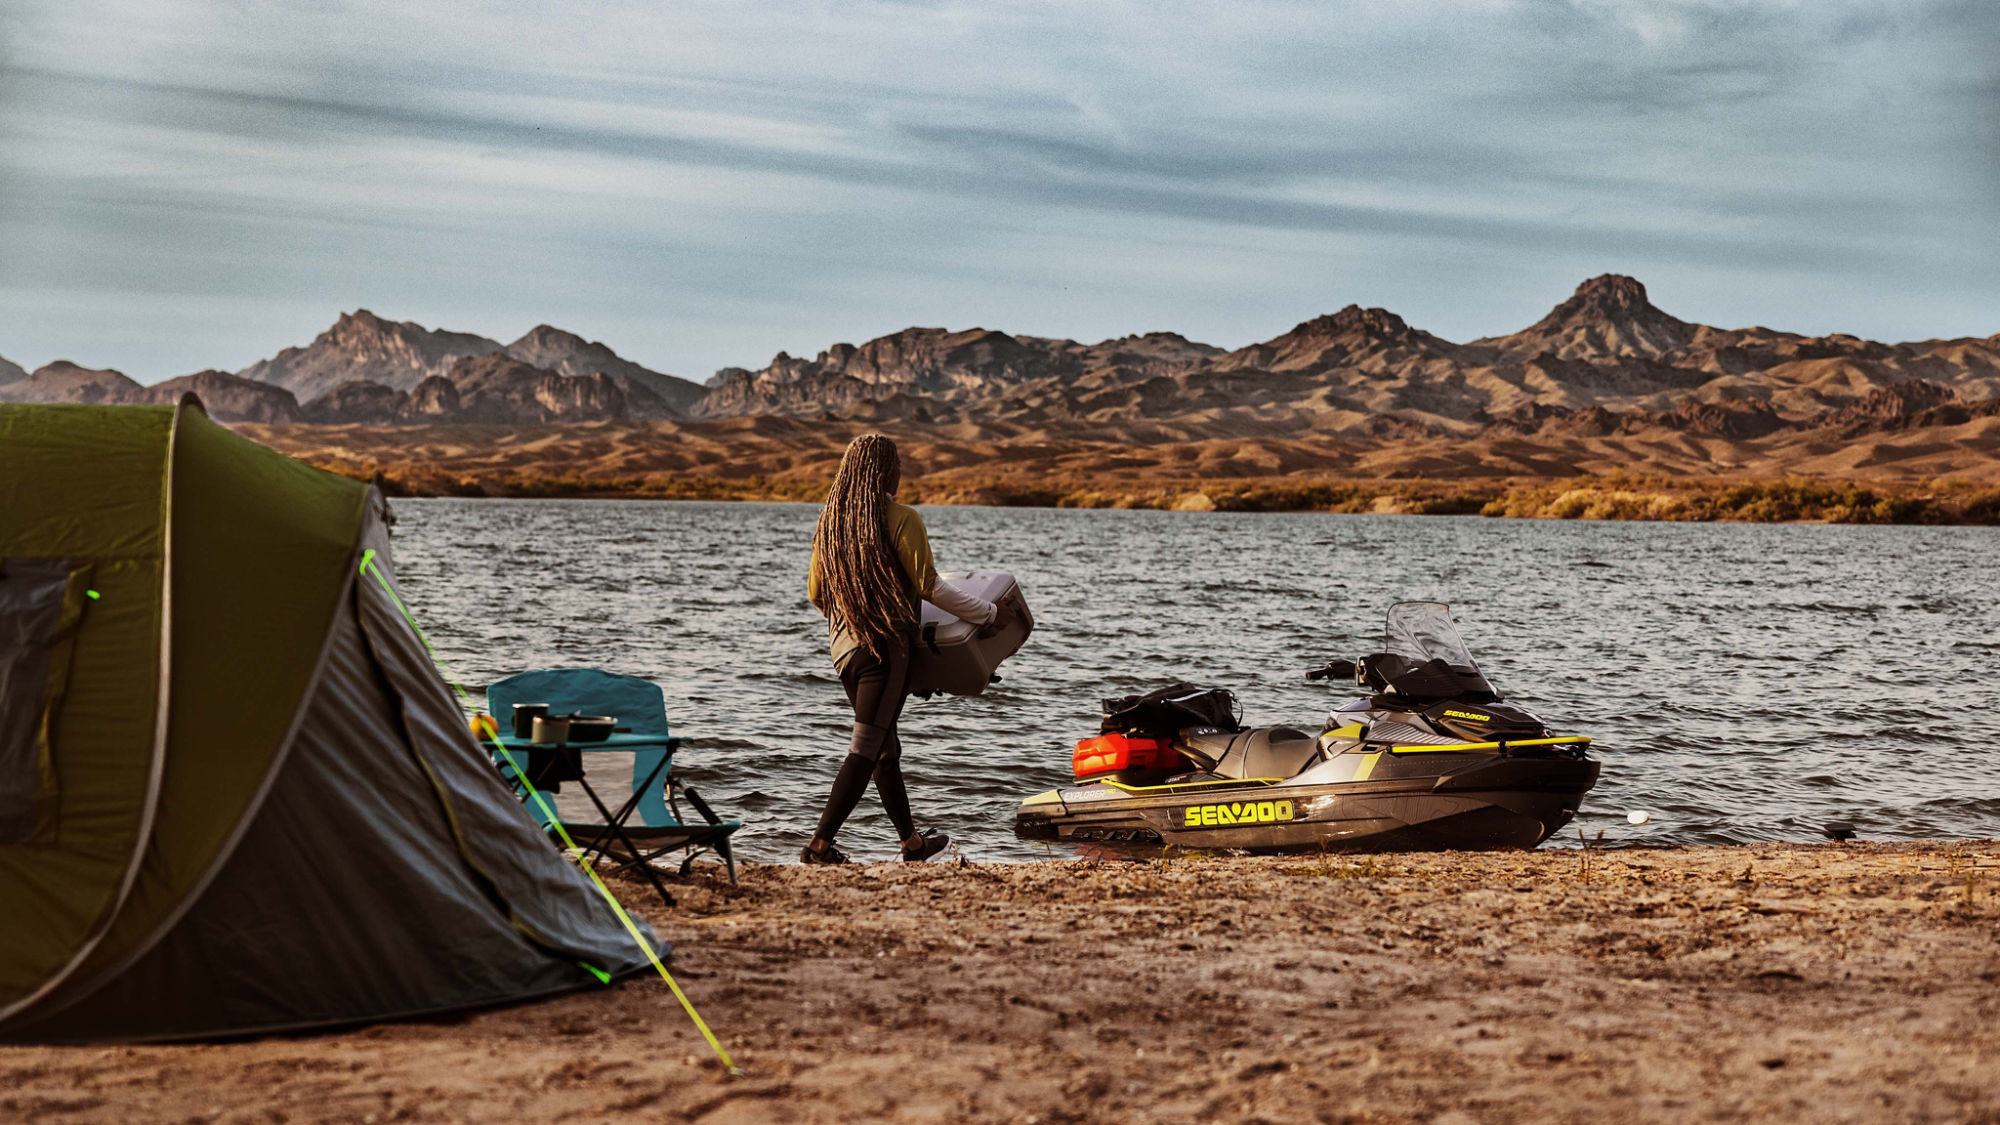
[815,434,912,656]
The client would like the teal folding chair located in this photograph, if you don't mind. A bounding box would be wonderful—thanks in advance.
[486,668,741,890]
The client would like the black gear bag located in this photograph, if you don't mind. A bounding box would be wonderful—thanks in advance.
[1099,682,1243,736]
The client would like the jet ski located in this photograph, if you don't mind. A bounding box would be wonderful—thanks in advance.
[1014,602,1598,852]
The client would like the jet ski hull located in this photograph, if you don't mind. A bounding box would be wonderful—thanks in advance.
[1016,755,1599,853]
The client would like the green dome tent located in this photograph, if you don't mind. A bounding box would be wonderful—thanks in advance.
[0,398,658,1042]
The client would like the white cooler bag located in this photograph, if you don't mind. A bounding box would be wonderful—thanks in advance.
[908,572,1033,697]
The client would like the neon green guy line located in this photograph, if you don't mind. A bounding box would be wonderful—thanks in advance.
[358,549,740,1075]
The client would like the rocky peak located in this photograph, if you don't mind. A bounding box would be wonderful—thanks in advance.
[687,326,1082,418]
[141,370,303,424]
[323,309,430,356]
[1563,275,1653,318]
[1532,275,1679,334]
[514,323,577,347]
[440,353,627,423]
[504,323,593,364]
[0,361,145,405]
[1476,274,1694,362]
[1074,331,1223,371]
[322,309,431,356]
[1314,305,1412,340]
[36,360,118,380]
[333,308,388,332]
[503,325,703,416]
[1218,304,1453,376]
[240,312,502,401]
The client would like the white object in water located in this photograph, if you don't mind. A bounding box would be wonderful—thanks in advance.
[909,572,1034,697]
[1626,810,1652,826]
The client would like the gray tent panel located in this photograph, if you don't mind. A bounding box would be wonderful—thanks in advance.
[350,511,663,963]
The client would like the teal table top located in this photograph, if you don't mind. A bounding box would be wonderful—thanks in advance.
[485,731,673,753]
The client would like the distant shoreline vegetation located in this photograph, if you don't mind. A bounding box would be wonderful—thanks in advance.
[326,464,2000,525]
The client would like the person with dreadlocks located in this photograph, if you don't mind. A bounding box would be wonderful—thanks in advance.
[803,433,1016,864]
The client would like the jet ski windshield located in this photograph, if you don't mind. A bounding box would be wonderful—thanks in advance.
[1384,601,1480,672]
[1367,602,1499,702]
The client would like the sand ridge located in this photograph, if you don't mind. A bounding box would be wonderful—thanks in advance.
[231,413,2000,525]
[242,414,2000,488]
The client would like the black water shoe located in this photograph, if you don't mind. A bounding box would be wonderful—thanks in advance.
[800,841,850,865]
[902,828,950,863]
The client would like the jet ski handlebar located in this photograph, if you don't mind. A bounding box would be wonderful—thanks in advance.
[1307,655,1495,700]
[1305,658,1359,683]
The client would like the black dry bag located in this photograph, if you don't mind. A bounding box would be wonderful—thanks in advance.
[1099,682,1243,736]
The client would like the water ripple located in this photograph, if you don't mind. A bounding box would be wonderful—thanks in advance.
[386,500,2000,862]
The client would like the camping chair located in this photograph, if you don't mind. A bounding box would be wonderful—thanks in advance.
[485,669,741,900]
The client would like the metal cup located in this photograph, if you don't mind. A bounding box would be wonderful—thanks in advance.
[531,714,571,746]
[512,702,550,739]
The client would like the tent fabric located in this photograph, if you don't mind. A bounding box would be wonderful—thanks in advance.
[0,400,658,1042]
[7,566,651,1042]
[31,405,375,1016]
[0,405,173,1018]
[350,509,663,966]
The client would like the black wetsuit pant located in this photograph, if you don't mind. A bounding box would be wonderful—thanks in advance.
[812,633,916,845]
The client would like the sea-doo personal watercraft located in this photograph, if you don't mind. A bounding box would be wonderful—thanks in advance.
[1014,602,1598,852]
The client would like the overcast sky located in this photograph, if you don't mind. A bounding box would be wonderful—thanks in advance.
[1,0,1996,383]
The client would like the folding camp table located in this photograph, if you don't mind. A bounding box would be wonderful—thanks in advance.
[484,667,742,908]
[489,731,695,907]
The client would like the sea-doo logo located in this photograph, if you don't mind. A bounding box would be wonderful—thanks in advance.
[1442,709,1491,722]
[1183,799,1294,828]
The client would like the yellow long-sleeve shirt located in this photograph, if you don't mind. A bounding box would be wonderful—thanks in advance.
[808,502,939,667]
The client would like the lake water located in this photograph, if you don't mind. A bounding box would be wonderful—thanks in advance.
[386,499,2000,864]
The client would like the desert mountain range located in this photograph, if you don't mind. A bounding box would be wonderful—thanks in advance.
[6,275,1999,494]
[694,275,1999,434]
[0,312,708,425]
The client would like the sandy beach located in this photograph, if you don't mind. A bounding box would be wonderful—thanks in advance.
[3,840,1996,1124]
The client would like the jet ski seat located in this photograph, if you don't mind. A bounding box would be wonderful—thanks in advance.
[1184,726,1322,780]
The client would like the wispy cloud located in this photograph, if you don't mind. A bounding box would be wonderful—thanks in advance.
[1,0,1995,381]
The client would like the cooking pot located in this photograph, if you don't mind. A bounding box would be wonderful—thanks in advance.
[568,715,618,743]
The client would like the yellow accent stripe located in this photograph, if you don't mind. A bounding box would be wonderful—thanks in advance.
[1095,776,1286,792]
[1324,722,1366,741]
[1380,735,1592,754]
[361,552,740,1076]
[1351,752,1381,781]
[1019,789,1063,807]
